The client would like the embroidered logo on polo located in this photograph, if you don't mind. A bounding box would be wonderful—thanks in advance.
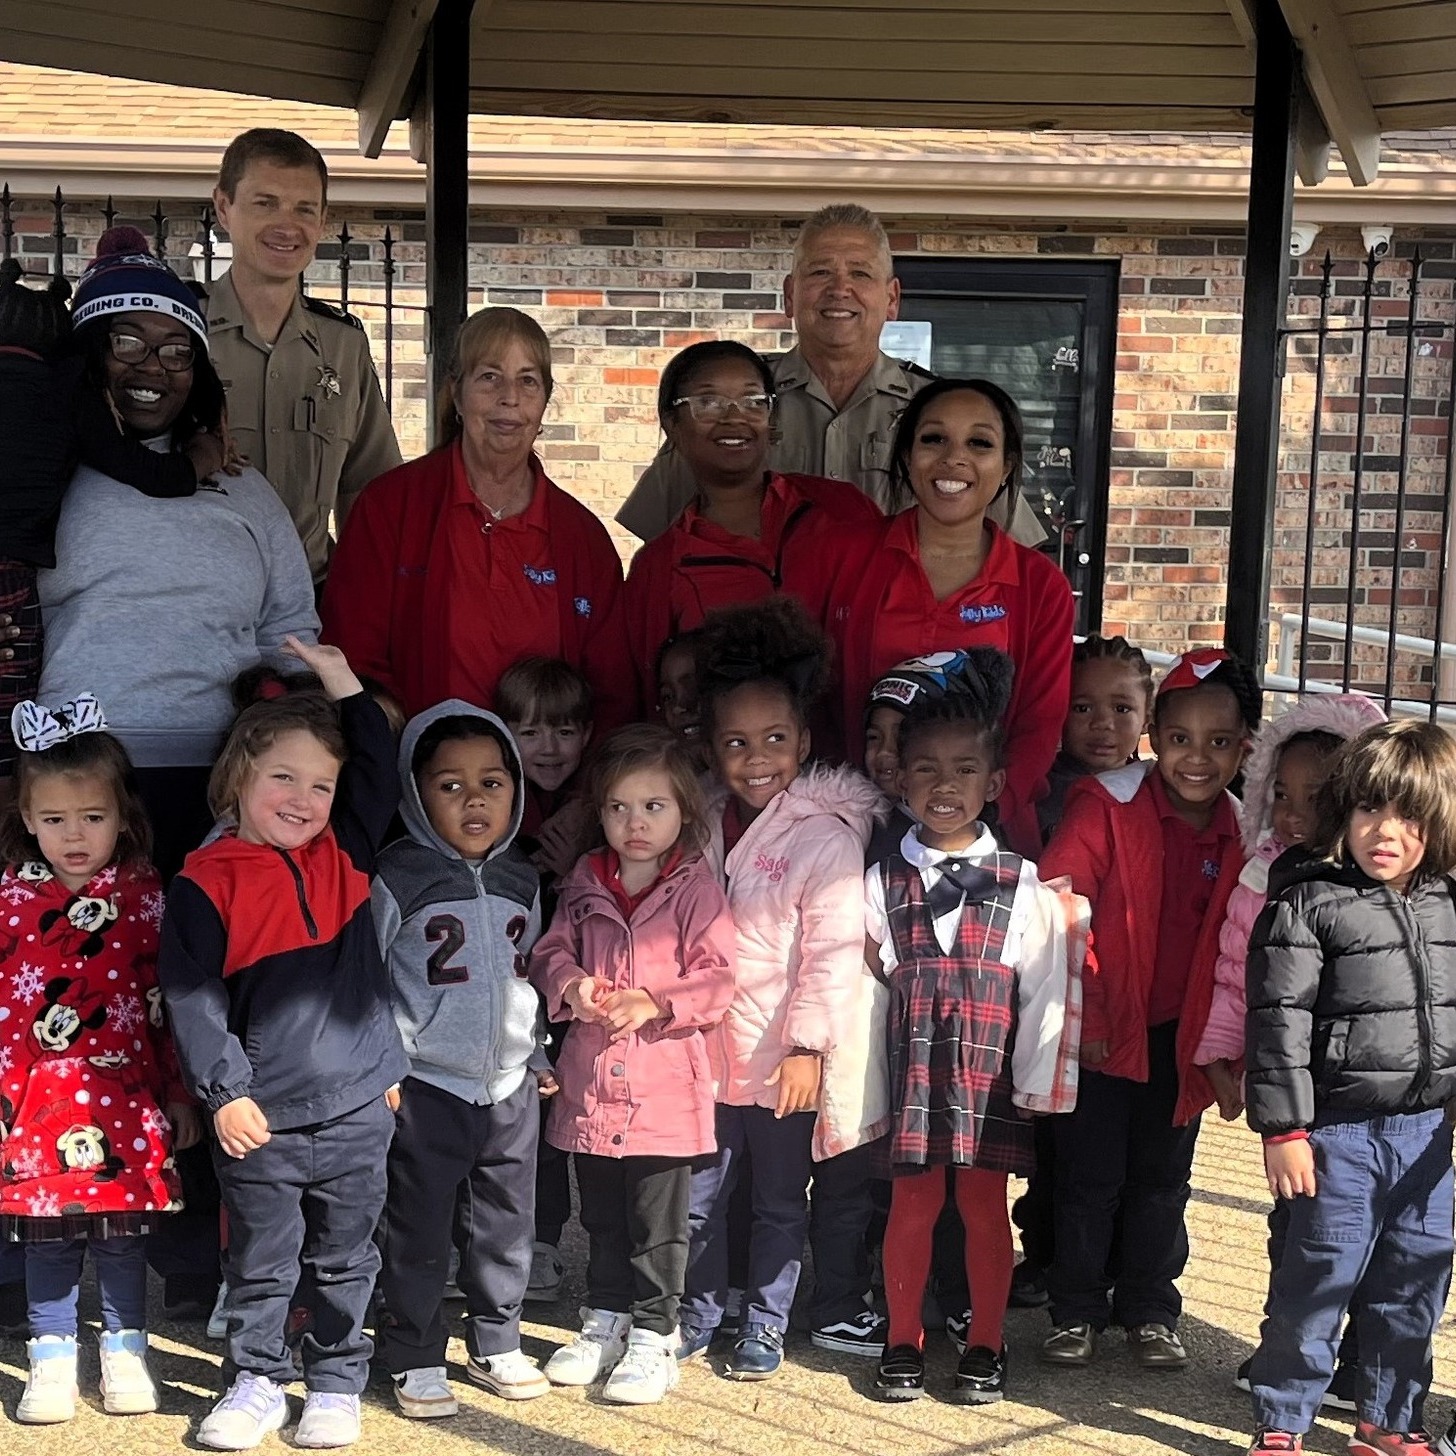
[573,597,592,618]
[1202,858,1220,881]
[959,603,1007,625]
[522,565,558,587]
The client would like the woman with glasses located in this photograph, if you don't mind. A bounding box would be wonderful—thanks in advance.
[323,306,635,726]
[37,230,318,881]
[622,340,880,694]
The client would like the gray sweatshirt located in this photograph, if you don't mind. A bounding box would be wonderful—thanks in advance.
[372,700,546,1107]
[37,455,319,768]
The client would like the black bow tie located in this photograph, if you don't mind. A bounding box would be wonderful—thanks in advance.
[924,858,999,920]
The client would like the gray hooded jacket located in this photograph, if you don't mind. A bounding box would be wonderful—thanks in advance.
[372,699,545,1106]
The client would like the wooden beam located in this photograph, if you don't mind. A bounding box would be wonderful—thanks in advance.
[1224,0,1257,49]
[1278,0,1382,185]
[1295,73,1332,185]
[356,0,441,158]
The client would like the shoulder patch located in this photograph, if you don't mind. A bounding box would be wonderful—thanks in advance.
[897,358,937,381]
[302,295,365,331]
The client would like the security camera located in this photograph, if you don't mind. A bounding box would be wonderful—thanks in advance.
[1361,225,1393,260]
[1289,223,1321,258]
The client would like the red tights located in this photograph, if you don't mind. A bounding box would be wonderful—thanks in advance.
[883,1166,1013,1352]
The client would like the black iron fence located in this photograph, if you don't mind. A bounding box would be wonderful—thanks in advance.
[1270,249,1456,719]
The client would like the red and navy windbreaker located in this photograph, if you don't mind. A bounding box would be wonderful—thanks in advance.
[157,694,409,1131]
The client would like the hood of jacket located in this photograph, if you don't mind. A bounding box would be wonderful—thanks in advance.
[711,761,888,843]
[397,698,526,863]
[1240,694,1387,852]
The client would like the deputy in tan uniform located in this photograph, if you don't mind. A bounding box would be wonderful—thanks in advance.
[617,203,1044,546]
[208,128,401,580]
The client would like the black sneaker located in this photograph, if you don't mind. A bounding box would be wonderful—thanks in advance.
[1322,1360,1357,1413]
[1008,1263,1049,1309]
[945,1306,973,1355]
[874,1343,925,1402]
[1437,1416,1456,1456]
[810,1309,886,1357]
[952,1343,1007,1404]
[1233,1356,1253,1393]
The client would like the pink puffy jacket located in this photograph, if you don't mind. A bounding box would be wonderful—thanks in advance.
[705,764,886,1159]
[1193,836,1284,1066]
[530,852,737,1159]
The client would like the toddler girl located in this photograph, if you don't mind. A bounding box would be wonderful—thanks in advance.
[1245,720,1456,1456]
[868,651,1084,1404]
[532,724,736,1404]
[159,637,407,1451]
[0,694,197,1423]
[679,596,884,1380]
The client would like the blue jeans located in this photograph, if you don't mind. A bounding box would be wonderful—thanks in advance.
[681,1103,815,1337]
[26,1236,148,1337]
[1249,1109,1454,1435]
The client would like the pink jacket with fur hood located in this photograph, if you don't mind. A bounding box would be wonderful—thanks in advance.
[705,763,887,1161]
[530,852,737,1159]
[1194,692,1386,1066]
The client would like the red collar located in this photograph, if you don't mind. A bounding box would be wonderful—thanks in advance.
[589,845,685,919]
[885,510,1021,586]
[447,440,551,534]
[1146,769,1238,842]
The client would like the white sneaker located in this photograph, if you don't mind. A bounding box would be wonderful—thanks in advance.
[197,1373,290,1450]
[524,1241,564,1303]
[544,1308,631,1386]
[206,1282,231,1341]
[465,1348,550,1400]
[99,1329,159,1414]
[392,1366,458,1419]
[17,1335,78,1424]
[602,1328,681,1406]
[294,1392,361,1448]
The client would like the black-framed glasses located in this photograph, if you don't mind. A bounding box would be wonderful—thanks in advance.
[108,332,196,373]
[669,392,774,422]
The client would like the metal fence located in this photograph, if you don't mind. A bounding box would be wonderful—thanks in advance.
[1269,249,1456,719]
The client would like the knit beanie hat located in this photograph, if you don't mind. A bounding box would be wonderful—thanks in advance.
[867,648,1014,722]
[70,226,208,350]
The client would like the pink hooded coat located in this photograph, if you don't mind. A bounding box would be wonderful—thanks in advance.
[704,763,887,1162]
[1194,692,1387,1066]
[530,852,737,1159]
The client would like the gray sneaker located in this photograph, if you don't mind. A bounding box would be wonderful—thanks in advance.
[197,1374,289,1451]
[294,1392,361,1448]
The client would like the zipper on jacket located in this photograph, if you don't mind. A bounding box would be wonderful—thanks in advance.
[275,849,319,940]
[1397,894,1433,1101]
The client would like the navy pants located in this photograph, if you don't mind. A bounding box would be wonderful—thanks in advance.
[682,1103,815,1337]
[1249,1109,1453,1435]
[807,1141,878,1327]
[214,1097,393,1393]
[376,1076,537,1371]
[1048,1021,1201,1330]
[27,1235,147,1337]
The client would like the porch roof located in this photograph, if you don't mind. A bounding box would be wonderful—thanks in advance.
[5,1,1456,186]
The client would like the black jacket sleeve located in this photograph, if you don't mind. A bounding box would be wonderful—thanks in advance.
[156,876,254,1112]
[71,366,199,499]
[1245,893,1324,1136]
[332,692,402,871]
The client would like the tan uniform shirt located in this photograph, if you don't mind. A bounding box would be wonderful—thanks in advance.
[206,271,402,579]
[615,345,1046,546]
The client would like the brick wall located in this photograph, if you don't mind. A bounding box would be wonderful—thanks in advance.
[7,195,1454,685]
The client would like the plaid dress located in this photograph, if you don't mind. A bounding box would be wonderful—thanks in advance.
[880,848,1034,1175]
[0,560,43,778]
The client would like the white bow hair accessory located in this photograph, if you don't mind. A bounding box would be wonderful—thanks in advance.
[11,694,109,753]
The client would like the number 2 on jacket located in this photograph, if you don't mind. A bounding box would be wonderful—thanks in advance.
[425,914,469,984]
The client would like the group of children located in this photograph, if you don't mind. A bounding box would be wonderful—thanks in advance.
[2,592,1456,1456]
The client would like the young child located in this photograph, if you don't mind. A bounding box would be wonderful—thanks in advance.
[655,632,708,772]
[1040,647,1260,1372]
[496,655,597,1302]
[0,694,197,1423]
[1244,720,1456,1456]
[0,244,228,786]
[1038,634,1153,844]
[869,653,1086,1405]
[158,638,408,1451]
[678,596,885,1381]
[372,700,554,1415]
[531,724,736,1404]
[1202,695,1388,1413]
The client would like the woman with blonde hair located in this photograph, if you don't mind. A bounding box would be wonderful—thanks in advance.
[323,307,635,724]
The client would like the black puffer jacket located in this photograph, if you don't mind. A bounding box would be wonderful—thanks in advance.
[1245,848,1456,1136]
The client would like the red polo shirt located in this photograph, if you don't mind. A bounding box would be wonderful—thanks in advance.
[1145,770,1241,1027]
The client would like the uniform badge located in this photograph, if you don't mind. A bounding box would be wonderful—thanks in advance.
[315,365,341,398]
